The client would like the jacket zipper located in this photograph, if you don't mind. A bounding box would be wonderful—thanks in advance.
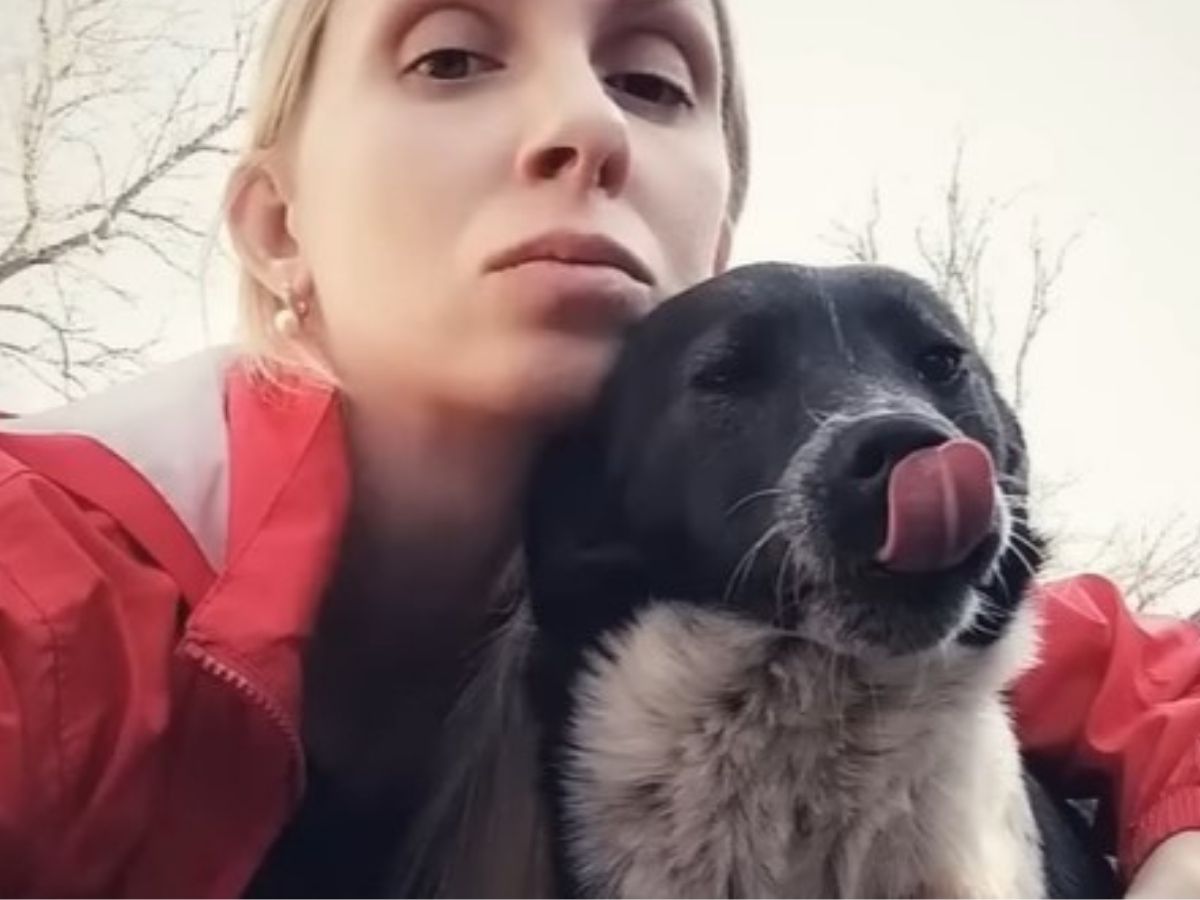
[182,642,307,801]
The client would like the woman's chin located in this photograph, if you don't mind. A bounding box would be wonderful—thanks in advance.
[444,333,620,425]
[342,332,619,428]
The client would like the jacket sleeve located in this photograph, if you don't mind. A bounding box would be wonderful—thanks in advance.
[1012,573,1200,881]
[0,559,56,896]
[0,460,181,895]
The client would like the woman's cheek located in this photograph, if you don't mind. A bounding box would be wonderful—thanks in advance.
[651,136,731,291]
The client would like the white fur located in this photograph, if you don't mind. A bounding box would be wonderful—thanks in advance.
[562,600,1044,898]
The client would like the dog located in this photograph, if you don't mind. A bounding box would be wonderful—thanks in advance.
[523,262,1118,898]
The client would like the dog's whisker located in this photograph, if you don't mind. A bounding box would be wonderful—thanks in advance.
[786,541,802,624]
[725,488,785,519]
[968,586,1023,640]
[774,542,792,630]
[1006,530,1042,554]
[998,490,1031,510]
[1004,532,1040,566]
[724,521,787,607]
[983,549,1013,597]
[724,528,772,600]
[1005,543,1041,583]
[786,538,815,630]
[997,489,1033,507]
[1005,530,1044,564]
[778,535,813,630]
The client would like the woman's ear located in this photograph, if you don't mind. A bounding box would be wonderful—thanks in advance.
[712,218,733,274]
[225,156,312,298]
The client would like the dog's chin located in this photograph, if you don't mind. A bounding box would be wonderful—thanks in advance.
[766,533,1004,658]
[832,584,980,657]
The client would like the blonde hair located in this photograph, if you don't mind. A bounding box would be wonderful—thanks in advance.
[228,0,750,373]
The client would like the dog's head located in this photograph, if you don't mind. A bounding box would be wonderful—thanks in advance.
[526,263,1043,658]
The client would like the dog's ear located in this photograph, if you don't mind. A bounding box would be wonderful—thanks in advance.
[525,423,650,642]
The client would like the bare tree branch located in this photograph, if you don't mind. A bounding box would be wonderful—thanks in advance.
[825,139,1080,412]
[913,140,1013,362]
[1011,221,1085,410]
[0,0,260,401]
[825,181,883,263]
[0,103,243,285]
[1086,516,1200,613]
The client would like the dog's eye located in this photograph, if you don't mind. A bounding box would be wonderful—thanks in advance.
[689,344,766,394]
[915,345,966,386]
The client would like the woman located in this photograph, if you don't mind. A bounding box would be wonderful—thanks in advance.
[0,0,1197,896]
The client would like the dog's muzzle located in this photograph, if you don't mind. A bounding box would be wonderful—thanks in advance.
[814,413,1001,577]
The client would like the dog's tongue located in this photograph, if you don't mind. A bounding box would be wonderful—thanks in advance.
[875,438,996,573]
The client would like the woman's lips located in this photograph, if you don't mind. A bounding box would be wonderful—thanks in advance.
[486,259,654,331]
[486,232,655,286]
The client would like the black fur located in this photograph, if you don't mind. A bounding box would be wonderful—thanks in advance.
[526,262,1118,897]
[529,264,1038,652]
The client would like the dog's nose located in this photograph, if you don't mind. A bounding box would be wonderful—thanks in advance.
[820,414,955,560]
[836,415,953,492]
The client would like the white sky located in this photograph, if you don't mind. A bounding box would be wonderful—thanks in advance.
[3,0,1199,607]
[725,1,1200,604]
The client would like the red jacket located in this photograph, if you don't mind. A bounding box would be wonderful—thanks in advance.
[0,350,1198,896]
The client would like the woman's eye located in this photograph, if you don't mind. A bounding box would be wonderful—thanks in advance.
[915,345,967,386]
[406,48,499,81]
[605,72,694,110]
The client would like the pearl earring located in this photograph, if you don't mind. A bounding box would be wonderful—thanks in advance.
[273,284,309,337]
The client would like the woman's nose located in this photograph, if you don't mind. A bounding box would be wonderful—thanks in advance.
[515,58,632,199]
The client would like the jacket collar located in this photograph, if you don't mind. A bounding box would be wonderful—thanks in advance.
[2,348,233,569]
[0,350,351,723]
[186,362,350,723]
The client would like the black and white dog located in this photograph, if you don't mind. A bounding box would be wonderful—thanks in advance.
[525,263,1117,898]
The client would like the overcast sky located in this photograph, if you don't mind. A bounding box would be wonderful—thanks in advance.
[725,1,1200,606]
[3,0,1199,608]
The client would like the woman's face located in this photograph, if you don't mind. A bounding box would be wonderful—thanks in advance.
[286,0,731,422]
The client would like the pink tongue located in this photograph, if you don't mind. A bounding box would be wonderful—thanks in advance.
[875,438,997,573]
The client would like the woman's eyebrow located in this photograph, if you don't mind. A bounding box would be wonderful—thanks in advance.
[365,0,495,68]
[615,0,708,10]
[611,0,716,26]
[606,0,721,79]
[373,0,484,42]
[611,0,719,44]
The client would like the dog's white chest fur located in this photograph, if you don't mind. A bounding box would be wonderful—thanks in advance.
[561,603,1044,898]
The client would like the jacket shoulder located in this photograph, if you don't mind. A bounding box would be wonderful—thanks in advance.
[0,448,181,617]
[0,451,183,894]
